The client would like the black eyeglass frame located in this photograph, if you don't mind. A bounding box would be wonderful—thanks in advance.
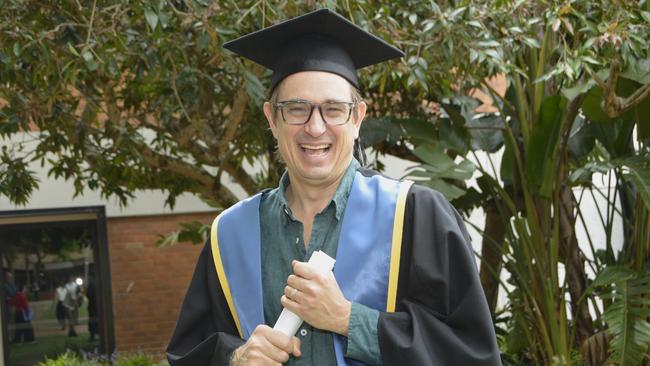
[272,100,357,125]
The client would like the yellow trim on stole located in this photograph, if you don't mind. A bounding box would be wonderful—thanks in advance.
[210,214,244,338]
[386,181,413,312]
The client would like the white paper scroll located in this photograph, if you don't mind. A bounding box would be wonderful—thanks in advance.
[273,250,336,336]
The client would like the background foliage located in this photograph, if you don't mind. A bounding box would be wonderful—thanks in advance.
[2,0,650,364]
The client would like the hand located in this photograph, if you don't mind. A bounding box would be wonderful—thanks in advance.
[281,260,352,336]
[231,325,301,366]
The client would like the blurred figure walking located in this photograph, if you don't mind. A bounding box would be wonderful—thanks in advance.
[10,285,36,344]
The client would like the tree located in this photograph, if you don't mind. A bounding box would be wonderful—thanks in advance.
[363,1,650,364]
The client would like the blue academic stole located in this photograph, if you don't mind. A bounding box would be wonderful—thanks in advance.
[210,171,412,365]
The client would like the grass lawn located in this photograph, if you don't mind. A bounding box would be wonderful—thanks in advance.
[8,333,98,366]
[33,298,89,322]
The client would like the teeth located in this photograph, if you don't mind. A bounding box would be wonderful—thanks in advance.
[300,144,329,150]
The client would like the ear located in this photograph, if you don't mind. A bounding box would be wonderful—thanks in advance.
[352,101,367,139]
[263,101,278,138]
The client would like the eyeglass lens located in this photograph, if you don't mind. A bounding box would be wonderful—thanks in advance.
[279,101,352,125]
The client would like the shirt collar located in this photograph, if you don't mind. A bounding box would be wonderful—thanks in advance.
[278,158,360,220]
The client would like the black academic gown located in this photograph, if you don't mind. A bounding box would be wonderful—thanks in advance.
[166,182,502,366]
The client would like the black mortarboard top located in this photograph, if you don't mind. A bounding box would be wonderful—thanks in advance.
[223,8,404,92]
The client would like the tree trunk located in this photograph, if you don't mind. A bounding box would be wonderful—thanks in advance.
[479,199,511,314]
[559,185,594,345]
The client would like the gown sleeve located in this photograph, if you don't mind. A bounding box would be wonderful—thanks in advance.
[166,241,245,366]
[378,185,502,365]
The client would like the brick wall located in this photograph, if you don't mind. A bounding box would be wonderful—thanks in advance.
[107,212,215,354]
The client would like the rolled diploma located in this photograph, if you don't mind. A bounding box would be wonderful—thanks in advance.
[273,250,336,336]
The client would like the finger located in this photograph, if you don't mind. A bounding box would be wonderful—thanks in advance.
[261,346,290,364]
[286,275,310,292]
[265,328,295,354]
[281,295,300,315]
[292,260,319,280]
[260,333,292,363]
[284,286,299,302]
[291,336,302,357]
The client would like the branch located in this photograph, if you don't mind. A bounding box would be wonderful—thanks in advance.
[217,85,249,157]
[222,161,257,195]
[85,0,97,45]
[139,145,206,186]
[83,120,239,207]
[597,60,650,118]
[138,144,239,207]
[623,82,650,108]
[216,65,265,157]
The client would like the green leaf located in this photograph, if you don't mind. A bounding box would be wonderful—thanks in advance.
[144,8,159,30]
[400,118,437,144]
[525,96,564,197]
[618,156,650,210]
[465,115,504,153]
[422,179,466,200]
[593,267,650,366]
[640,11,650,24]
[243,69,265,105]
[412,144,453,167]
[562,79,596,101]
[620,59,650,84]
[360,117,406,146]
[567,115,595,160]
[438,117,470,154]
[81,50,93,63]
[406,144,474,200]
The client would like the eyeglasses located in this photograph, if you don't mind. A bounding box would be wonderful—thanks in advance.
[273,100,356,126]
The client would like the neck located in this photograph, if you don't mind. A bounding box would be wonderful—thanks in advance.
[286,174,341,219]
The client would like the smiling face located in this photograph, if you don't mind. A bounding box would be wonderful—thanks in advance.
[263,71,366,188]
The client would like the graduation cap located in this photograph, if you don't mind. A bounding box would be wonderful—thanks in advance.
[223,8,404,92]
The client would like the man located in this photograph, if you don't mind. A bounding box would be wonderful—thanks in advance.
[3,271,18,341]
[167,9,501,366]
[64,275,80,337]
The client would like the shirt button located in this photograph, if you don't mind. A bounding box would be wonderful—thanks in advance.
[295,237,300,244]
[299,329,308,336]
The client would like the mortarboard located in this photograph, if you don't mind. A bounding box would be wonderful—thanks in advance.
[223,8,404,92]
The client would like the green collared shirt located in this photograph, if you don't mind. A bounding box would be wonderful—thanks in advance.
[259,159,381,365]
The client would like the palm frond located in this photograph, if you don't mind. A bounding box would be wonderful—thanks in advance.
[593,266,650,366]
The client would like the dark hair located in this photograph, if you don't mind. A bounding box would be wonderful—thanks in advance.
[353,139,367,166]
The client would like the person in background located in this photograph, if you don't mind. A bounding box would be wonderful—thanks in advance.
[63,275,80,337]
[10,284,36,344]
[86,276,99,342]
[53,280,68,331]
[3,271,18,342]
[31,280,40,301]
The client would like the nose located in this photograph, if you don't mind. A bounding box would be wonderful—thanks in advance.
[304,107,327,136]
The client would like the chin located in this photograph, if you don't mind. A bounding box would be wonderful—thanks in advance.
[297,166,335,182]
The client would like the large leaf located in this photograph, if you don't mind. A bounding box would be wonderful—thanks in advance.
[405,144,475,200]
[614,156,650,211]
[592,267,650,366]
[438,117,471,155]
[400,117,438,145]
[360,117,407,146]
[567,115,595,160]
[582,77,647,125]
[465,114,505,153]
[525,96,565,197]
